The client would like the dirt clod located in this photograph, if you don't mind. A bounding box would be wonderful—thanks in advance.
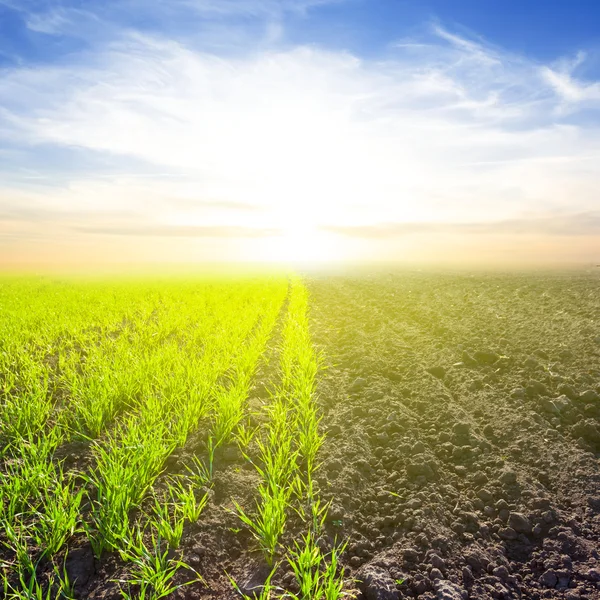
[357,565,399,600]
[508,512,532,534]
[434,579,466,600]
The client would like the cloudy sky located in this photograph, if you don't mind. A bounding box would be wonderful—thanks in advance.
[1,0,600,268]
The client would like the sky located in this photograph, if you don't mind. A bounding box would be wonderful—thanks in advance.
[1,0,600,268]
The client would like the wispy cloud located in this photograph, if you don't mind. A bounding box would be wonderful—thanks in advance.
[542,70,600,106]
[5,0,342,42]
[324,212,600,238]
[73,224,279,237]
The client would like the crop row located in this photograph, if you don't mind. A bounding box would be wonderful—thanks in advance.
[233,278,347,599]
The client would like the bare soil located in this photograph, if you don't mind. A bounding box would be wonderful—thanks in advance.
[306,270,600,600]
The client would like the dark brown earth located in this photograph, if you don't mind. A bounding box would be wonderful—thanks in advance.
[306,270,600,600]
[15,270,600,599]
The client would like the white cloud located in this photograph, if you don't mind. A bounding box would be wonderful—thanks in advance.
[537,49,600,110]
[541,67,600,105]
[1,23,600,263]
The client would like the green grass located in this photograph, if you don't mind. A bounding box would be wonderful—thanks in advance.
[286,532,348,600]
[117,530,201,599]
[0,275,348,598]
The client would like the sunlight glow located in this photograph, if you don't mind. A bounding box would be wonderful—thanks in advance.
[256,227,345,265]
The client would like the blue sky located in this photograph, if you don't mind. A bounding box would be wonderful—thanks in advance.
[1,0,600,266]
[3,0,600,65]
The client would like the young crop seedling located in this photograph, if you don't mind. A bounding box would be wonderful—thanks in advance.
[285,532,349,600]
[148,491,185,550]
[29,477,85,558]
[235,422,259,452]
[167,475,210,523]
[117,530,201,600]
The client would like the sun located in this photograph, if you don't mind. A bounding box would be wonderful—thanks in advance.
[256,224,345,265]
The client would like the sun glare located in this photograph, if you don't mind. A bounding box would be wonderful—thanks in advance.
[256,226,344,265]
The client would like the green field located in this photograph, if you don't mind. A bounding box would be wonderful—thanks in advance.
[0,275,345,599]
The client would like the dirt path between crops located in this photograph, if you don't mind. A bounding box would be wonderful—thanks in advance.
[307,270,600,600]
